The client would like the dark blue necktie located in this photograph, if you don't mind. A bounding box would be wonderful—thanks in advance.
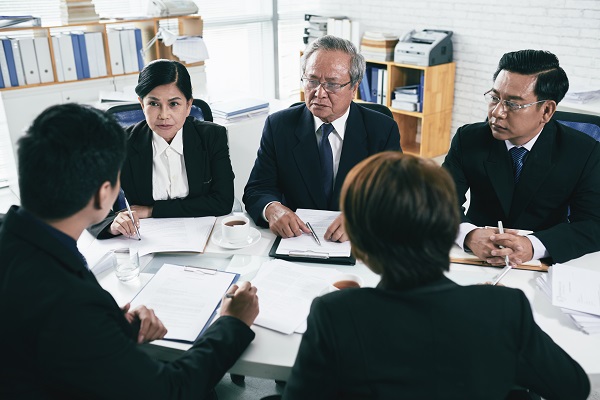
[319,123,334,205]
[510,146,529,183]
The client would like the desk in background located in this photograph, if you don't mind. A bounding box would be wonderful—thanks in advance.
[93,215,600,389]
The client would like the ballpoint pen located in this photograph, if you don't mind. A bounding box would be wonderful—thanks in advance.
[306,222,322,246]
[123,195,142,241]
[492,221,511,285]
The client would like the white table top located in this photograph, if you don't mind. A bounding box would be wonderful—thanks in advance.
[91,215,600,387]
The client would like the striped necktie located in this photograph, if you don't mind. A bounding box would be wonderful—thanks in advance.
[509,146,529,183]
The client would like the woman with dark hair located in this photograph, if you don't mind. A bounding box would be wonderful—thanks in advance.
[283,152,589,400]
[92,59,234,238]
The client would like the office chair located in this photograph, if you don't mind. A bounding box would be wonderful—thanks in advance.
[106,98,213,128]
[553,110,600,142]
[290,101,394,120]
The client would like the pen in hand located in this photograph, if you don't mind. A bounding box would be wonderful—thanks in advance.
[306,222,321,246]
[492,221,511,286]
[123,195,141,241]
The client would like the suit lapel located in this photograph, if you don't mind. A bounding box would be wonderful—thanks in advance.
[484,138,514,218]
[182,119,206,194]
[292,108,327,208]
[509,124,556,222]
[335,103,368,206]
[126,125,154,204]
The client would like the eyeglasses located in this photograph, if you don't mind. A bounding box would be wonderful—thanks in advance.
[301,78,352,94]
[484,90,547,112]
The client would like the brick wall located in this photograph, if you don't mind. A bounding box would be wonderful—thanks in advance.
[314,0,600,141]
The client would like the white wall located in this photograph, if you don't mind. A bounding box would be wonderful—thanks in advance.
[316,0,600,136]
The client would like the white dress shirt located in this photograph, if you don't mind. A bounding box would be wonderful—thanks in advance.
[456,130,549,260]
[151,128,189,201]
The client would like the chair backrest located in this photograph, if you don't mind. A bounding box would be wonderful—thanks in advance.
[553,110,600,142]
[106,99,213,128]
[289,101,394,119]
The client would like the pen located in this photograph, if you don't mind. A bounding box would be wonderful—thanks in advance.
[306,222,321,246]
[225,293,235,299]
[492,221,511,285]
[123,195,141,241]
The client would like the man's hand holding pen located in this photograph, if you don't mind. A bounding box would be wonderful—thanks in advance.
[465,227,533,266]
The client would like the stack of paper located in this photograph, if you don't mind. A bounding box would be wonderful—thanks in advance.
[60,0,100,24]
[211,98,269,122]
[564,83,600,104]
[536,264,600,334]
[360,32,398,61]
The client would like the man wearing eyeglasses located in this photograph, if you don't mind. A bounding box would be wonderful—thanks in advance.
[243,35,400,240]
[443,49,600,265]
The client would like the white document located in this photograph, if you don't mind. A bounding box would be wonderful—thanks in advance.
[133,217,216,257]
[251,259,343,334]
[17,38,40,85]
[276,209,351,257]
[51,36,65,82]
[33,37,54,83]
[129,263,238,342]
[551,264,600,315]
[57,34,78,81]
[107,30,124,75]
[10,39,26,86]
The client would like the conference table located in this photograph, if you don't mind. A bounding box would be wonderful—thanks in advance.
[90,213,600,390]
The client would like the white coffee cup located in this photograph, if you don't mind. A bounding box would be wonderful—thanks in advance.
[221,215,250,244]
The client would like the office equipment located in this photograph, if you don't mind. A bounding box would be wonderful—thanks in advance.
[394,29,453,66]
[56,33,78,81]
[306,222,321,246]
[106,29,125,75]
[129,263,238,342]
[16,38,40,85]
[33,37,54,83]
[10,39,25,86]
[0,40,12,87]
[147,0,199,17]
[270,209,355,265]
[51,36,65,81]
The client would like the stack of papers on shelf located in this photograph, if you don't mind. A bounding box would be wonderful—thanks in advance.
[392,84,421,112]
[536,264,600,335]
[211,98,269,121]
[360,31,398,61]
[0,16,41,29]
[564,85,600,104]
[251,259,349,334]
[130,263,238,342]
[172,36,209,64]
[60,0,100,24]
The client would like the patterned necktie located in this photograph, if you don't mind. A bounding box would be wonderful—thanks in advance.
[509,146,529,183]
[319,123,334,205]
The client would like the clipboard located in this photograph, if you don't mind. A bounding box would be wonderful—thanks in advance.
[450,257,549,272]
[269,237,356,265]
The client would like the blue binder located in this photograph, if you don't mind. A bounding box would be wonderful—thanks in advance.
[75,32,90,79]
[133,28,144,71]
[2,38,18,87]
[70,34,85,79]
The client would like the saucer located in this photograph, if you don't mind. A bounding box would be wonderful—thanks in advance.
[212,227,261,249]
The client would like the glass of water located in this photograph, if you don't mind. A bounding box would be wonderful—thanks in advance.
[115,247,140,282]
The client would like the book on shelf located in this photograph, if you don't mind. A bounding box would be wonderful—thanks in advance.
[360,32,398,62]
[391,100,418,112]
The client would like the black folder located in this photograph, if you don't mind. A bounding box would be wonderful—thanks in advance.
[269,236,356,265]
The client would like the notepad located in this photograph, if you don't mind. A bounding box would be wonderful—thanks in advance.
[449,245,546,271]
[129,263,239,342]
[270,209,355,265]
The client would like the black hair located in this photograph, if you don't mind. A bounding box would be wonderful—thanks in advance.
[135,59,193,100]
[17,103,126,219]
[493,49,569,103]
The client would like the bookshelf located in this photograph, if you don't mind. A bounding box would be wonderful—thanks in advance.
[300,60,455,158]
[0,15,203,91]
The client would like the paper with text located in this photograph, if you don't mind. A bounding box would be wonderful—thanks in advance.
[551,263,600,315]
[276,209,351,257]
[129,263,237,342]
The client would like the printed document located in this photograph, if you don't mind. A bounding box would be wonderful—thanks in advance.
[276,209,351,257]
[129,263,237,342]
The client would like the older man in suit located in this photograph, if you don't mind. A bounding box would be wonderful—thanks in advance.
[243,35,401,242]
[442,49,600,265]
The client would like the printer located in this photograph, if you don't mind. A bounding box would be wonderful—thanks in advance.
[394,29,453,66]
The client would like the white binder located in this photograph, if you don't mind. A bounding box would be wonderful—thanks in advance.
[17,37,41,85]
[83,32,99,78]
[92,32,107,77]
[120,28,138,74]
[10,39,26,86]
[57,34,78,81]
[51,36,65,82]
[107,30,124,75]
[33,37,54,83]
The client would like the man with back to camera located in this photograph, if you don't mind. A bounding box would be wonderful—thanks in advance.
[442,49,600,266]
[243,35,401,242]
[0,103,259,399]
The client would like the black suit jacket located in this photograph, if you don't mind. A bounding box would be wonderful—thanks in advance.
[90,117,234,238]
[243,102,401,227]
[0,206,254,399]
[283,277,589,400]
[442,120,600,263]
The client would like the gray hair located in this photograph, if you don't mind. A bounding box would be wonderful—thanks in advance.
[301,35,366,86]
